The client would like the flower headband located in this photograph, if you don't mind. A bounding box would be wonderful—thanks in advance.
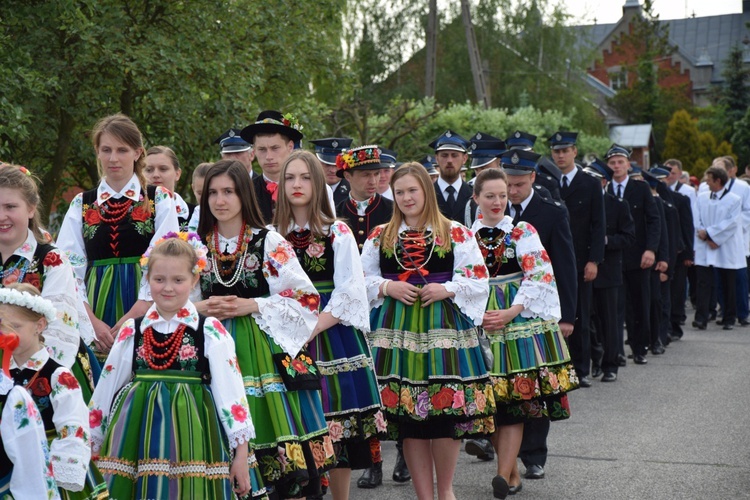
[257,113,303,132]
[336,145,381,172]
[140,231,209,275]
[0,288,57,323]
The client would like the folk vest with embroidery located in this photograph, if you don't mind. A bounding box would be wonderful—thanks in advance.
[287,231,335,284]
[0,242,55,291]
[201,229,270,299]
[11,358,62,438]
[133,316,210,383]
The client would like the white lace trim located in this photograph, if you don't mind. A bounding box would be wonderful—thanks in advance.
[443,280,487,325]
[324,290,370,333]
[51,459,86,492]
[227,427,255,449]
[369,327,480,353]
[97,458,230,479]
[317,354,373,375]
[513,281,561,321]
[254,296,310,357]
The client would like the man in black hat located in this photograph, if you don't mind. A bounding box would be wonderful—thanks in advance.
[430,130,473,222]
[312,137,353,209]
[606,144,661,365]
[376,148,398,201]
[335,145,394,252]
[584,159,635,382]
[550,131,605,387]
[215,128,256,177]
[241,110,304,223]
[505,130,560,201]
[462,133,506,225]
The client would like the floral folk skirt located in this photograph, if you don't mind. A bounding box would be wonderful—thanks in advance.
[369,295,497,440]
[486,273,579,425]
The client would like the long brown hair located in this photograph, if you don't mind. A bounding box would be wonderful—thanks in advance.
[273,150,335,238]
[197,160,266,240]
[92,113,150,214]
[380,162,451,252]
[0,165,46,244]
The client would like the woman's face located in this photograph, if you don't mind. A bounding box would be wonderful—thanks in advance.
[97,132,142,187]
[207,174,242,227]
[393,174,425,223]
[473,179,508,223]
[145,153,181,192]
[283,159,313,208]
[192,176,205,204]
[0,187,35,252]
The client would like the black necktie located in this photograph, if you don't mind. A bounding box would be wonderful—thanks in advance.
[711,192,717,200]
[512,204,523,225]
[445,185,456,210]
[617,184,623,199]
[562,176,569,190]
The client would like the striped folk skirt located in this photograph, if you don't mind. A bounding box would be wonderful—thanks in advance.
[369,295,497,440]
[225,315,335,498]
[308,285,386,470]
[486,272,579,424]
[96,370,267,500]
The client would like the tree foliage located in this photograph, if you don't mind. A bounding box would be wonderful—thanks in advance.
[662,109,734,177]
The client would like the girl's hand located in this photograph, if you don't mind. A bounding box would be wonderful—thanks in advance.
[386,281,421,306]
[91,317,114,353]
[419,283,454,307]
[230,444,251,497]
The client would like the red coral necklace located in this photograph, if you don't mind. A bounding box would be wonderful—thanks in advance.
[141,324,186,370]
[99,198,133,225]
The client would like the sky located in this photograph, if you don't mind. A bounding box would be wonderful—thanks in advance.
[565,0,742,25]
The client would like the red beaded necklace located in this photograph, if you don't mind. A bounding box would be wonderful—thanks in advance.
[141,324,186,370]
[208,222,249,277]
[287,229,313,249]
[99,198,134,225]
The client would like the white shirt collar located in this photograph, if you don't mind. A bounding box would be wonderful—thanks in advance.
[142,300,200,331]
[98,173,141,204]
[561,167,577,186]
[613,176,629,192]
[471,215,514,234]
[437,177,463,197]
[9,229,38,262]
[10,347,49,371]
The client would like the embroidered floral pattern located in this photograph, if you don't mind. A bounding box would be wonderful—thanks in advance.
[221,400,250,428]
[379,380,496,421]
[81,194,155,241]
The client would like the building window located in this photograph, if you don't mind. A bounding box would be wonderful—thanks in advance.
[609,70,627,91]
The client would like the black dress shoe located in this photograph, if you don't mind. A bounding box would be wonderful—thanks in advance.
[633,354,647,365]
[651,344,665,355]
[524,464,545,479]
[357,461,383,489]
[668,334,682,342]
[692,321,707,330]
[709,312,717,321]
[465,438,495,461]
[391,448,411,483]
[601,372,617,382]
[716,318,725,325]
[578,376,592,387]
[723,323,734,330]
[739,318,750,326]
[591,366,603,378]
[492,475,510,499]
[508,482,523,495]
[617,354,627,367]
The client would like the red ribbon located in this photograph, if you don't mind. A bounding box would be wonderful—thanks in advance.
[0,331,20,377]
[266,181,278,202]
[398,268,429,282]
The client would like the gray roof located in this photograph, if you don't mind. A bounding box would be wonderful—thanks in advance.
[610,124,653,147]
[572,12,750,82]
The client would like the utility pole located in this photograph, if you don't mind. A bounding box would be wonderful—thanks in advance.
[425,0,438,98]
[461,0,490,108]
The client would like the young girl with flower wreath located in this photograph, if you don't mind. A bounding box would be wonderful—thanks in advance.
[0,283,107,499]
[466,168,579,499]
[196,160,335,499]
[0,330,60,499]
[89,233,264,499]
[361,163,497,500]
[274,150,386,500]
[57,114,179,362]
[0,164,99,402]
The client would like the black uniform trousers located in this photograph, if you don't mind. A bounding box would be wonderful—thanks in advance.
[670,261,689,338]
[623,268,651,356]
[519,418,549,468]
[592,286,619,374]
[648,270,664,349]
[568,276,592,378]
[696,266,736,325]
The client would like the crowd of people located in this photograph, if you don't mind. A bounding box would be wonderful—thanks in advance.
[0,109,741,500]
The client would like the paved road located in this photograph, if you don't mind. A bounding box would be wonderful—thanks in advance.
[340,310,750,499]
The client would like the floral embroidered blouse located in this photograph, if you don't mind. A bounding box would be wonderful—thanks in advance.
[0,374,59,499]
[9,348,90,491]
[282,220,370,333]
[361,220,489,325]
[88,301,254,453]
[57,174,179,304]
[201,228,319,357]
[471,217,561,321]
[1,229,95,365]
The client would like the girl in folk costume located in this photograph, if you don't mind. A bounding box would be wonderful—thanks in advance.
[0,164,98,401]
[145,146,195,231]
[361,163,497,500]
[57,114,179,362]
[1,283,107,499]
[0,330,59,499]
[196,160,334,499]
[469,169,578,499]
[89,234,264,499]
[274,151,386,500]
